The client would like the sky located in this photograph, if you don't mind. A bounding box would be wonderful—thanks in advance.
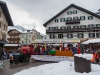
[1,0,100,35]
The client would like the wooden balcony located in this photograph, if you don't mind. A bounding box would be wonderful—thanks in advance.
[46,27,100,33]
[66,19,80,24]
[7,38,20,41]
[9,33,19,36]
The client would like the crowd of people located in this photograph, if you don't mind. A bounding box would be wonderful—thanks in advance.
[0,43,100,64]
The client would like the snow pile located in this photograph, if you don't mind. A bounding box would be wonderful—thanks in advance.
[75,54,93,60]
[13,61,100,75]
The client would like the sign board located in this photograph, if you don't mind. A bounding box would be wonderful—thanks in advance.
[33,39,80,43]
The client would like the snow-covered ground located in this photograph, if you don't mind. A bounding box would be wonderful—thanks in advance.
[13,61,100,75]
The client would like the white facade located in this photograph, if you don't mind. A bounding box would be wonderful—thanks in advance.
[0,6,8,40]
[45,5,100,42]
[20,33,32,45]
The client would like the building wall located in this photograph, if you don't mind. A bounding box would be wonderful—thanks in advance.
[20,33,32,45]
[45,7,100,40]
[0,6,8,40]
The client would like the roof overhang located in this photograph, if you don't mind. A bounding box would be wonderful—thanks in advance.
[0,1,13,26]
[4,44,20,47]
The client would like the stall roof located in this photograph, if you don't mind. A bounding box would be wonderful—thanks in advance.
[4,44,20,47]
[82,38,100,44]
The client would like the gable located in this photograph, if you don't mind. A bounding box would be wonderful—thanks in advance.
[43,4,100,27]
[0,1,13,26]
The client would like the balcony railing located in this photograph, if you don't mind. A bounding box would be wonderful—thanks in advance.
[46,27,100,33]
[7,38,20,41]
[66,19,80,24]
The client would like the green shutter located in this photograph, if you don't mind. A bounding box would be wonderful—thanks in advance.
[60,18,62,22]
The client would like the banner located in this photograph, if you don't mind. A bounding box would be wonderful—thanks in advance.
[31,55,74,62]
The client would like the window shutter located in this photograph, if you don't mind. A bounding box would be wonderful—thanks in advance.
[96,33,99,38]
[50,35,51,39]
[60,18,62,22]
[89,33,91,38]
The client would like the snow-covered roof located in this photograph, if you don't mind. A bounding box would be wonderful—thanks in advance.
[8,26,28,33]
[4,44,20,47]
[82,38,100,44]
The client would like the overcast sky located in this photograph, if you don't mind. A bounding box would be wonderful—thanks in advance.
[2,0,100,34]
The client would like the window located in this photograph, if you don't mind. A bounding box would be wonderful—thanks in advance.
[88,33,95,38]
[55,19,58,23]
[96,24,100,27]
[67,17,72,20]
[88,24,94,28]
[26,35,28,38]
[80,16,85,21]
[60,26,66,29]
[77,33,84,38]
[88,16,93,20]
[22,35,24,38]
[29,40,31,43]
[67,11,72,15]
[73,16,78,20]
[67,26,71,29]
[80,25,86,28]
[48,27,52,30]
[58,34,63,39]
[67,34,73,38]
[50,34,55,39]
[26,40,27,44]
[54,27,58,29]
[73,26,79,28]
[60,18,65,22]
[29,35,31,38]
[73,10,77,14]
[96,33,99,38]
